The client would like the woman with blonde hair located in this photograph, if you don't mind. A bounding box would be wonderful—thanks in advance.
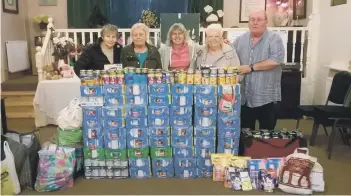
[120,23,162,69]
[74,24,122,77]
[196,23,240,69]
[159,23,199,71]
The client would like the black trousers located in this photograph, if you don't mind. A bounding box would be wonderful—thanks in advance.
[241,102,276,130]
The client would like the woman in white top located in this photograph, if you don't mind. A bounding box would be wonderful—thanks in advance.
[196,24,240,69]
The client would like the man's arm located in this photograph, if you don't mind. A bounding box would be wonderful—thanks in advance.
[253,33,285,71]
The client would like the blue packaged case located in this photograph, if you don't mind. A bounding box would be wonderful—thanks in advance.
[149,136,170,147]
[126,84,148,96]
[129,157,150,169]
[126,127,148,139]
[196,168,213,178]
[148,106,170,116]
[174,158,196,169]
[104,95,126,106]
[217,96,241,117]
[194,85,217,95]
[125,117,148,128]
[148,116,169,127]
[195,106,217,118]
[102,106,125,118]
[217,116,240,129]
[80,86,103,97]
[152,158,174,170]
[171,84,194,95]
[194,127,216,137]
[217,127,240,138]
[148,84,171,95]
[83,119,101,129]
[84,127,103,139]
[194,116,217,127]
[84,136,104,149]
[103,84,126,96]
[170,115,192,127]
[194,137,216,148]
[126,94,148,105]
[127,136,149,148]
[171,135,193,147]
[83,106,101,119]
[194,146,215,159]
[218,84,241,96]
[125,106,147,118]
[104,129,127,150]
[153,168,175,178]
[103,118,125,129]
[194,95,217,107]
[171,126,193,137]
[196,157,213,168]
[149,95,171,106]
[174,168,196,179]
[217,137,240,154]
[172,95,193,106]
[129,167,151,179]
[148,127,171,137]
[173,147,194,158]
[170,106,192,117]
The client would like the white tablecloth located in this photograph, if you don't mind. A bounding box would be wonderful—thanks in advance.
[34,77,81,127]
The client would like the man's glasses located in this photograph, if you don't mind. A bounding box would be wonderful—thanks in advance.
[249,18,266,23]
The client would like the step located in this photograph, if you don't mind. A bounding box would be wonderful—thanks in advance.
[5,99,33,107]
[5,105,34,113]
[1,91,35,97]
[6,112,35,118]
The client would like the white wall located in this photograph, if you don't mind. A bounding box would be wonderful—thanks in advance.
[313,1,351,104]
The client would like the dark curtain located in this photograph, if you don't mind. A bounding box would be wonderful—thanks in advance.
[67,0,109,28]
[188,0,223,26]
[107,0,188,28]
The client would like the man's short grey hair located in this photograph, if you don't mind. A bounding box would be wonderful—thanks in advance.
[249,10,268,20]
[100,24,118,37]
[165,23,191,46]
[131,23,149,40]
[205,23,223,36]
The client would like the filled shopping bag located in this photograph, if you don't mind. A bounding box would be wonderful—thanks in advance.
[56,98,82,130]
[278,148,317,195]
[34,144,76,192]
[57,127,83,146]
[1,140,21,195]
[4,129,41,190]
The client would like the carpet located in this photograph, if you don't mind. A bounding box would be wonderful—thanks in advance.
[6,119,350,195]
[1,75,38,91]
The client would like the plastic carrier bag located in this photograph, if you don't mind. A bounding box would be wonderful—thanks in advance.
[56,98,82,130]
[1,141,21,195]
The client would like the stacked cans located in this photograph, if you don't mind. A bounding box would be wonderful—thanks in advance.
[217,84,241,155]
[148,84,174,178]
[193,85,218,178]
[170,84,196,179]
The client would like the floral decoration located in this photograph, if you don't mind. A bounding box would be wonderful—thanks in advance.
[202,5,224,27]
[33,14,51,29]
[139,10,159,28]
[51,35,82,62]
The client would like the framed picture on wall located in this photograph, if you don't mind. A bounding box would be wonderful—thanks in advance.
[239,0,267,23]
[2,0,19,14]
[331,0,347,6]
[293,0,307,20]
[39,0,57,6]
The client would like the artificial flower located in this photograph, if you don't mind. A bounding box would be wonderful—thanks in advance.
[217,10,224,17]
[204,5,213,13]
[206,13,219,22]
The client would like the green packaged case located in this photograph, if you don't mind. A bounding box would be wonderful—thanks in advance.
[127,148,150,158]
[150,147,172,158]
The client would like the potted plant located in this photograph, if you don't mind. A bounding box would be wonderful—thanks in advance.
[33,14,50,30]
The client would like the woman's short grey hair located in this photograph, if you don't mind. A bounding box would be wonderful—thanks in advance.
[100,24,118,37]
[166,23,191,46]
[205,23,223,36]
[131,23,149,40]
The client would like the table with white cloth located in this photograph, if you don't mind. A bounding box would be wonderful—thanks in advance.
[34,76,81,127]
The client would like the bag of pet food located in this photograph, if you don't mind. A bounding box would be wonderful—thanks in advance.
[211,154,233,181]
[278,148,316,195]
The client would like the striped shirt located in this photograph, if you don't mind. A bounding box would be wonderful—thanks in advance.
[233,30,285,108]
[170,43,190,70]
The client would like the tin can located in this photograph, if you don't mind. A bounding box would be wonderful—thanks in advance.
[209,73,217,85]
[116,70,125,85]
[109,71,117,84]
[80,77,86,86]
[101,70,109,84]
[93,70,101,85]
[87,70,93,77]
[186,69,194,84]
[202,74,210,85]
[135,68,142,74]
[178,71,187,84]
[128,67,136,73]
[155,72,163,84]
[147,72,155,84]
[218,73,226,85]
[80,70,87,78]
[142,68,148,74]
[218,69,225,75]
[194,70,202,85]
[165,71,171,84]
[225,73,233,85]
[169,72,175,84]
[210,68,218,75]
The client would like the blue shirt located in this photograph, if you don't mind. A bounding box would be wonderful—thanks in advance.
[233,30,285,108]
[136,51,148,68]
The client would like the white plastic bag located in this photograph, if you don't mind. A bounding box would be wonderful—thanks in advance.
[311,161,325,192]
[56,98,82,130]
[1,141,21,195]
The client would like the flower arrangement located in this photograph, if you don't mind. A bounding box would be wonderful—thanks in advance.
[202,5,224,27]
[33,14,50,29]
[139,10,159,28]
[51,35,81,62]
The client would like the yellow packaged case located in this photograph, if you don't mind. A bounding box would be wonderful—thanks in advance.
[211,153,233,181]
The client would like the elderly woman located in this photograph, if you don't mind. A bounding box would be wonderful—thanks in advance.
[196,24,240,69]
[120,23,162,69]
[159,23,198,71]
[74,24,123,77]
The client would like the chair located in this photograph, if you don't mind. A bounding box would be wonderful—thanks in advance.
[297,71,351,141]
